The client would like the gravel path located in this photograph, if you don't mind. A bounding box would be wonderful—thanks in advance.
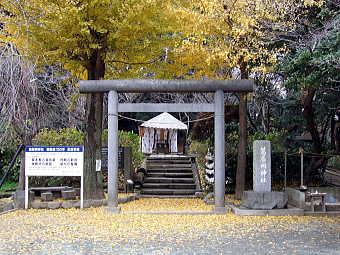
[0,199,339,255]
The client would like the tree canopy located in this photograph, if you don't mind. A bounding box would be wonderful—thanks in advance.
[1,0,177,79]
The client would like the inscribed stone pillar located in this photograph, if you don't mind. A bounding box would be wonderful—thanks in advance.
[253,140,271,192]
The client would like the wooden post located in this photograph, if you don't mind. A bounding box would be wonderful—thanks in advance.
[300,147,304,187]
[284,150,287,190]
[235,93,247,199]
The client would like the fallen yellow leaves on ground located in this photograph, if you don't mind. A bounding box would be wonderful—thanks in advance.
[0,199,339,254]
[121,198,212,211]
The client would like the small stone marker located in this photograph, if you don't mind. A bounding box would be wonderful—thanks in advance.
[253,140,271,192]
[242,140,287,210]
[61,190,76,200]
[41,192,53,201]
[73,188,81,197]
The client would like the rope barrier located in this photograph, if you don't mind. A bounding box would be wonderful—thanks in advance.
[114,114,339,157]
[285,151,340,157]
[116,114,214,124]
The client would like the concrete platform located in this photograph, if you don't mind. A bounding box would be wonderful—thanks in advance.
[123,210,228,215]
[230,204,304,216]
[139,195,197,198]
[304,211,340,217]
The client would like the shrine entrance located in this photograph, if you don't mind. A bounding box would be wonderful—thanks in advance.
[79,79,253,213]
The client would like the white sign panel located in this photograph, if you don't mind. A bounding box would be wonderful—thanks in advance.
[25,146,84,177]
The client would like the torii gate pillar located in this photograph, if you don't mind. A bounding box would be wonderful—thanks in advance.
[214,90,226,213]
[107,90,120,213]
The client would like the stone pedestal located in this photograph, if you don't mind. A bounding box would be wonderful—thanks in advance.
[242,191,288,209]
[14,190,34,209]
[61,190,76,200]
[41,192,53,201]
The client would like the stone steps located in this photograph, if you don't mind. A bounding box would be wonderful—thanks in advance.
[147,172,193,178]
[142,183,196,189]
[140,155,199,197]
[147,168,193,173]
[144,177,194,183]
[141,188,197,195]
[147,155,192,160]
[146,159,191,164]
[147,164,192,169]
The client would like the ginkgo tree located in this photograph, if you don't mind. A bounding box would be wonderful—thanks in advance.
[1,0,179,199]
[166,0,323,198]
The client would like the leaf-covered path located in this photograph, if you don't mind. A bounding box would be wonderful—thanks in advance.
[0,199,340,255]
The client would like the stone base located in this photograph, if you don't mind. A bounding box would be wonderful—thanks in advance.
[73,188,81,196]
[203,192,214,205]
[230,204,304,216]
[214,206,228,214]
[19,194,139,210]
[242,191,288,210]
[285,187,307,209]
[0,202,14,214]
[41,192,53,201]
[107,206,121,214]
[195,192,205,199]
[61,190,76,200]
[13,190,34,209]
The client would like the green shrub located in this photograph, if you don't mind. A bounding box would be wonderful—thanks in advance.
[0,146,21,184]
[188,140,210,192]
[32,128,84,146]
[0,181,17,192]
[249,130,287,152]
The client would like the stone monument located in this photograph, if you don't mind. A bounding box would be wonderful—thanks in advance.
[242,140,287,209]
[253,140,271,192]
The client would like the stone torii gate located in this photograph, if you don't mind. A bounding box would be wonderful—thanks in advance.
[79,79,254,213]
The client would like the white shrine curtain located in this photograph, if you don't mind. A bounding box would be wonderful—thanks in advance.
[169,129,178,153]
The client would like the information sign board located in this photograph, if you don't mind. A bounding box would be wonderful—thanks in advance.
[25,146,84,209]
[25,146,83,176]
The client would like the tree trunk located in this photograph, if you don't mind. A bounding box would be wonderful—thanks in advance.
[235,61,248,200]
[235,93,247,199]
[18,137,33,190]
[302,88,321,153]
[83,48,106,200]
[301,88,327,183]
[95,93,105,189]
[334,109,340,154]
[83,92,105,199]
[18,152,25,190]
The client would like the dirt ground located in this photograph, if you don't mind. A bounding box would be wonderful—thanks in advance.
[0,198,339,255]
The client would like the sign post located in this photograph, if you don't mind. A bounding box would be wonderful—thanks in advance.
[25,146,84,209]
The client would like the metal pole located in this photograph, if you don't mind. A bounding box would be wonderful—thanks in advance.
[214,90,226,213]
[80,175,84,209]
[107,90,120,213]
[25,176,28,209]
[0,144,25,189]
[300,148,304,187]
[284,151,287,190]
